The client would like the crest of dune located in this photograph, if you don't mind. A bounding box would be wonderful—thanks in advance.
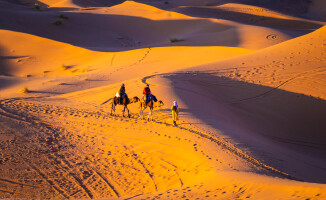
[208,3,295,19]
[50,0,103,8]
[106,0,192,20]
[194,25,326,99]
[0,29,104,77]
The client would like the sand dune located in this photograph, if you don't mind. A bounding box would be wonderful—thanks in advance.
[0,29,100,77]
[0,28,252,95]
[106,1,192,20]
[0,0,306,51]
[0,0,326,199]
[155,25,326,183]
[50,0,99,8]
[14,0,115,7]
[193,25,326,99]
[173,3,324,29]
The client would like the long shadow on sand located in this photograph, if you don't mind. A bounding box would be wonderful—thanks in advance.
[0,46,25,77]
[2,1,322,51]
[12,0,124,8]
[2,2,321,52]
[72,0,125,7]
[163,72,326,183]
[173,6,323,30]
[0,5,239,51]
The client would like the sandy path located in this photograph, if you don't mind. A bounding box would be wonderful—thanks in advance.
[1,97,325,199]
[0,97,256,199]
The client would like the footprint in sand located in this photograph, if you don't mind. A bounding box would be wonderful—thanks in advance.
[266,34,278,40]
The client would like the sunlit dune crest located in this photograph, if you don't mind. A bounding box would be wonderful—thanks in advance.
[106,1,192,20]
[212,3,302,20]
[0,29,101,77]
[194,26,326,100]
[0,0,326,199]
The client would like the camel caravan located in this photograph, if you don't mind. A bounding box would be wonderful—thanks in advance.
[110,83,164,120]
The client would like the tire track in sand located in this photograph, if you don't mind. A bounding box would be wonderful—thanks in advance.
[53,155,94,199]
[0,97,299,200]
[86,163,120,197]
[29,164,70,199]
[0,100,70,199]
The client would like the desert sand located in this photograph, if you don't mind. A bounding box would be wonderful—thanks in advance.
[0,0,326,199]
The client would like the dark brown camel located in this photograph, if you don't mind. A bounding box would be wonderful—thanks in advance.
[139,98,164,121]
[111,96,140,117]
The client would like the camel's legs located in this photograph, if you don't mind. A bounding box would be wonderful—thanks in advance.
[147,108,152,121]
[111,103,115,116]
[141,107,146,120]
[122,106,125,117]
[122,106,130,117]
[139,103,142,119]
[126,106,130,117]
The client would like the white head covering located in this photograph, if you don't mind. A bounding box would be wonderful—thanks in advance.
[173,101,179,112]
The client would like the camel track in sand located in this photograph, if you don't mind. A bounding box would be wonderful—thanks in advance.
[0,97,297,199]
[0,98,191,199]
[266,34,278,40]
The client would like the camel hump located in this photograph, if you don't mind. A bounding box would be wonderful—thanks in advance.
[151,94,157,102]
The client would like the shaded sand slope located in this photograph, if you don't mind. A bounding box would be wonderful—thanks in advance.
[146,0,324,20]
[152,73,326,183]
[48,0,125,8]
[0,0,306,51]
[172,3,324,29]
[0,29,252,96]
[12,0,119,7]
[309,0,326,20]
[147,26,326,183]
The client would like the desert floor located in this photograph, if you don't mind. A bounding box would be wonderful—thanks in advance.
[0,0,326,199]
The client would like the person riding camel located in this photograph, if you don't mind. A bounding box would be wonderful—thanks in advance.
[119,83,126,104]
[143,84,151,104]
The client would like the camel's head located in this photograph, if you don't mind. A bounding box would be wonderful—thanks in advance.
[131,96,140,103]
[157,100,164,107]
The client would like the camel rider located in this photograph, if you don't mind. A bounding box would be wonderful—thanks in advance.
[119,83,126,104]
[143,84,151,103]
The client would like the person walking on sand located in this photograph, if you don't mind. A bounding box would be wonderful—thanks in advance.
[171,101,179,126]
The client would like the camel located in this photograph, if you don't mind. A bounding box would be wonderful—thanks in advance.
[139,98,164,121]
[111,96,140,117]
